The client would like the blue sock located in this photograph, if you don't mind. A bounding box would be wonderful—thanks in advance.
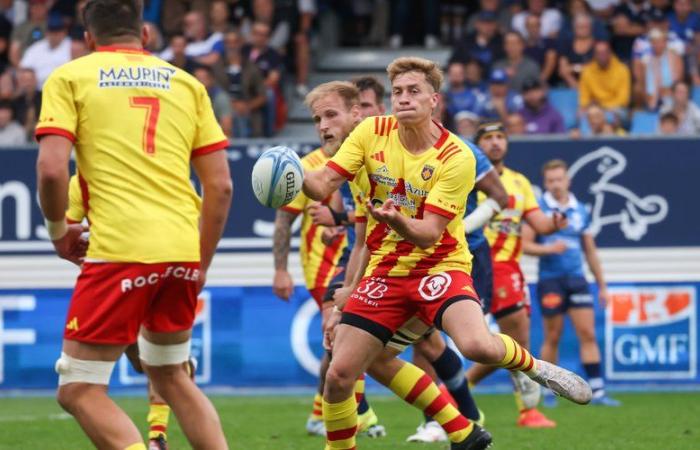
[583,362,605,398]
[431,347,480,421]
[357,395,370,415]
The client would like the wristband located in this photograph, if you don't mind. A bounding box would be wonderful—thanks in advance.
[45,218,68,241]
[328,206,349,226]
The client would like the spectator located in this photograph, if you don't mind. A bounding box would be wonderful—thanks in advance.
[523,14,558,83]
[441,0,470,44]
[464,58,488,96]
[450,11,504,71]
[160,0,209,37]
[575,104,625,137]
[19,13,70,88]
[632,9,686,61]
[635,28,684,109]
[669,0,700,45]
[193,65,233,137]
[209,0,231,34]
[465,0,512,34]
[241,0,292,52]
[444,62,480,122]
[558,14,596,89]
[167,34,197,74]
[511,0,563,39]
[389,0,440,48]
[9,0,48,67]
[0,100,27,146]
[518,78,566,134]
[69,29,87,60]
[611,0,652,61]
[559,0,610,42]
[144,21,164,53]
[0,13,10,75]
[494,31,541,92]
[160,11,222,66]
[579,41,631,115]
[353,75,387,117]
[659,80,700,133]
[505,112,527,135]
[292,0,316,98]
[477,68,524,120]
[658,110,680,133]
[223,29,266,138]
[454,110,480,137]
[10,67,41,137]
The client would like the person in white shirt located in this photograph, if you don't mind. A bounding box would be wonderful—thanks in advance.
[159,10,222,66]
[19,12,71,88]
[512,0,563,38]
[0,100,28,146]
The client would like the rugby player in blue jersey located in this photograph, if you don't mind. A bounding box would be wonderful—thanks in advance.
[522,159,620,407]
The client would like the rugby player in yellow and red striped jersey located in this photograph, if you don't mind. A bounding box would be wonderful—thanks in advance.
[303,57,591,450]
[35,2,231,448]
[465,121,568,428]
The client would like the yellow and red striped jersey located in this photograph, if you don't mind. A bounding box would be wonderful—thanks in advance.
[348,166,369,223]
[483,167,540,263]
[281,148,348,292]
[36,46,227,263]
[328,115,476,277]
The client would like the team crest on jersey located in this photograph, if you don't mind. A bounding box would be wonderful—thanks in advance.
[418,273,453,301]
[421,164,435,181]
[98,66,176,89]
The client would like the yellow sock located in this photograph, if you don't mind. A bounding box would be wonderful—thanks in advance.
[147,403,170,440]
[323,396,357,450]
[388,362,473,443]
[124,444,146,450]
[497,333,537,375]
[310,392,324,421]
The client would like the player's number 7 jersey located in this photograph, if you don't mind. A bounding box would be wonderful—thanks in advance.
[35,47,228,263]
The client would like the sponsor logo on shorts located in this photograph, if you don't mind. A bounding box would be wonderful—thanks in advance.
[571,293,593,305]
[120,265,200,293]
[542,293,563,309]
[418,272,453,301]
[354,278,387,303]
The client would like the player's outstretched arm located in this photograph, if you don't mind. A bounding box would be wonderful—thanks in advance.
[367,199,450,250]
[582,233,610,307]
[525,208,567,235]
[521,223,567,256]
[272,209,298,301]
[302,166,346,201]
[464,170,508,233]
[192,150,233,279]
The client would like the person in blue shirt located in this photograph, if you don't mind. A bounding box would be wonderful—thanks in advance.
[669,0,700,44]
[522,159,620,407]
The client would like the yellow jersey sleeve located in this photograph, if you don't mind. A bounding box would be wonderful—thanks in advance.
[66,174,84,223]
[425,150,474,219]
[522,175,539,215]
[282,189,307,215]
[191,84,228,157]
[327,117,373,179]
[35,68,78,142]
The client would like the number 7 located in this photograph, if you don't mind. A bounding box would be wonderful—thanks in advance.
[129,96,160,155]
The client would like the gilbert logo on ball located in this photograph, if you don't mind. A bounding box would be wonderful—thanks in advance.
[251,146,304,208]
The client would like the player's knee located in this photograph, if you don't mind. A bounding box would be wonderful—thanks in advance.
[577,327,597,344]
[56,384,76,413]
[324,364,357,394]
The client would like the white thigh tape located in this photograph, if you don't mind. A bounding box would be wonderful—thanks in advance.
[55,352,115,386]
[138,335,191,366]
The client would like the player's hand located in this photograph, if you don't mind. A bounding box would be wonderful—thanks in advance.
[273,269,294,301]
[598,287,611,308]
[308,203,336,226]
[321,227,343,246]
[552,211,568,230]
[323,308,342,351]
[366,198,399,225]
[548,240,568,255]
[51,223,89,266]
[332,286,354,310]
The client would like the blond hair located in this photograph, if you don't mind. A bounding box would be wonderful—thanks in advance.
[386,56,443,92]
[542,159,568,176]
[304,81,360,110]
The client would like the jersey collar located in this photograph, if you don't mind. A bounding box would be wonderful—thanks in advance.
[96,45,150,55]
[543,191,578,211]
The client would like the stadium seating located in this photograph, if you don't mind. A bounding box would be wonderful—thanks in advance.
[629,111,659,135]
[548,88,579,130]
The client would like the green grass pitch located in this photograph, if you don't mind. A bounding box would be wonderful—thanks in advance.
[0,392,698,449]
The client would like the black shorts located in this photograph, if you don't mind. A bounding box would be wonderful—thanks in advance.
[537,276,593,316]
[470,240,493,314]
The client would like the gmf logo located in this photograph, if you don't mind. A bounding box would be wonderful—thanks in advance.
[418,273,452,301]
[605,286,696,380]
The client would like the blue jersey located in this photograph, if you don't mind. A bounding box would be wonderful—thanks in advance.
[461,139,494,249]
[340,181,356,248]
[537,192,591,280]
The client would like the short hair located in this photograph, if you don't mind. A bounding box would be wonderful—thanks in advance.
[387,56,443,92]
[352,76,385,102]
[304,81,360,110]
[660,111,679,124]
[83,0,142,44]
[542,159,568,175]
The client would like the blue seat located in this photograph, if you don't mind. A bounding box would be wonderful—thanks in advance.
[629,111,659,135]
[548,88,579,130]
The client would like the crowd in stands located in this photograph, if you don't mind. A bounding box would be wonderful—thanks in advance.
[0,0,699,147]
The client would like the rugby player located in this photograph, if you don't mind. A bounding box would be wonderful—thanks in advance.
[35,1,231,448]
[303,57,592,450]
[522,159,620,407]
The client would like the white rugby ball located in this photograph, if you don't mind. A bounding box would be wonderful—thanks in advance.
[251,146,304,208]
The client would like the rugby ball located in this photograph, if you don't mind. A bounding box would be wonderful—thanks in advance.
[251,146,304,208]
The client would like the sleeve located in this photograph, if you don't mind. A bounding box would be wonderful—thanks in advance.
[471,143,494,183]
[326,117,372,180]
[191,85,229,158]
[66,174,85,223]
[581,205,593,234]
[425,150,474,219]
[522,176,540,216]
[34,69,78,142]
